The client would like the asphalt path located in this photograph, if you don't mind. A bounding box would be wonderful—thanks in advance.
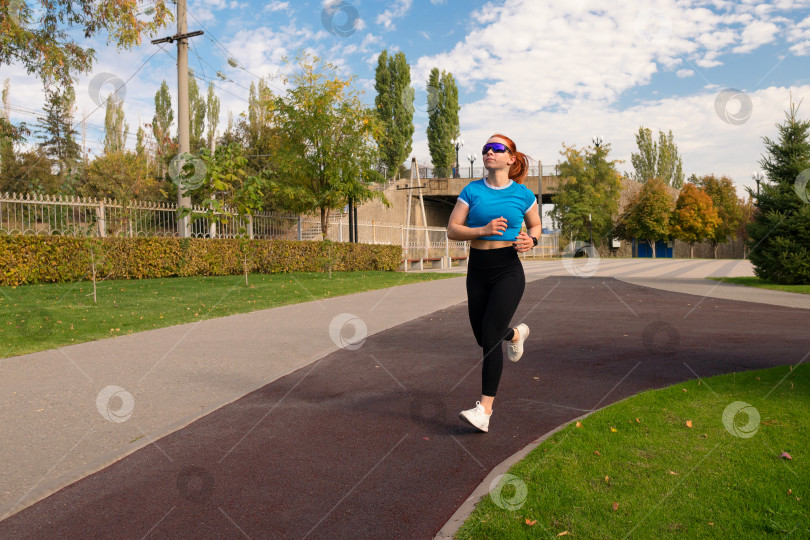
[1,276,807,539]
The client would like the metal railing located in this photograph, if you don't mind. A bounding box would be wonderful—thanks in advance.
[0,192,560,260]
[416,164,560,179]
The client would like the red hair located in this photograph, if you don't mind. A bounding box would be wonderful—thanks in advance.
[490,133,529,184]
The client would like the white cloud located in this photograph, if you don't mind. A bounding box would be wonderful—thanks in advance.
[376,0,413,30]
[676,69,694,78]
[734,20,780,53]
[264,1,290,13]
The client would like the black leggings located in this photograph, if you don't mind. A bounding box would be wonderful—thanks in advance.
[466,246,526,397]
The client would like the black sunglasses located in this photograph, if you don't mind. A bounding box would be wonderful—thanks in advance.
[482,142,511,155]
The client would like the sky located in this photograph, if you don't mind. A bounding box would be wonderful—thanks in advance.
[5,0,810,200]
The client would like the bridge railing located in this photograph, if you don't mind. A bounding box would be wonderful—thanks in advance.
[416,164,560,179]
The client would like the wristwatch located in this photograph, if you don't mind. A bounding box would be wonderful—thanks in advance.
[529,235,538,247]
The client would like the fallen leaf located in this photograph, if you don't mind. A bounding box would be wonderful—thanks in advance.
[708,522,714,526]
[610,427,618,432]
[788,489,793,495]
[780,452,792,460]
[576,421,583,428]
[423,437,429,441]
[612,502,619,511]
[635,418,641,423]
[701,434,708,438]
[605,476,610,483]
[525,518,537,526]
[669,471,678,475]
[557,532,570,537]
[533,376,540,380]
[682,388,688,392]
[593,451,601,456]
[686,420,693,428]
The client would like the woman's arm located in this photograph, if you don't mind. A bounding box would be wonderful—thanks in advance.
[513,202,542,252]
[447,200,508,241]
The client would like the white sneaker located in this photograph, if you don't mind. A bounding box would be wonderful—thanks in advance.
[459,401,490,432]
[507,323,530,362]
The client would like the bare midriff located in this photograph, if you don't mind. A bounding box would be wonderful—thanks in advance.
[470,239,517,250]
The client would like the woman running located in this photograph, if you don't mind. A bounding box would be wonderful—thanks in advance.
[447,133,541,432]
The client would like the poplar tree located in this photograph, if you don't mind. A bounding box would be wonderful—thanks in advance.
[747,102,810,284]
[426,68,459,178]
[103,94,128,154]
[630,127,685,188]
[152,80,174,176]
[374,50,414,178]
[188,74,206,153]
[206,82,220,153]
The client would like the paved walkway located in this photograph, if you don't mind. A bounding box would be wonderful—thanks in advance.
[1,259,808,538]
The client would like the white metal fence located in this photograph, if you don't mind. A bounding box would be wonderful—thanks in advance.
[0,192,559,260]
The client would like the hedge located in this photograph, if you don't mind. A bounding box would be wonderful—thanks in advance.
[0,236,403,286]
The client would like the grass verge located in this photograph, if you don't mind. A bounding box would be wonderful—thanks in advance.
[709,276,810,295]
[457,365,809,539]
[0,271,461,358]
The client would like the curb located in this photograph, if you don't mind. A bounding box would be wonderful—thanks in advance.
[433,411,594,539]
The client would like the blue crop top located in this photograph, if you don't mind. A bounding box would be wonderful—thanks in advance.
[457,179,537,241]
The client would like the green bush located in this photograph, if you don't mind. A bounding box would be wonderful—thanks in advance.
[0,236,402,286]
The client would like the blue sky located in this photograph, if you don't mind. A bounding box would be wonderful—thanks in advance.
[5,0,810,198]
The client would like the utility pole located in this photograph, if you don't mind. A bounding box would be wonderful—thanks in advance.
[151,0,203,238]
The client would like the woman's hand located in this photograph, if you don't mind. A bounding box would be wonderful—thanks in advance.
[513,231,535,253]
[481,216,508,237]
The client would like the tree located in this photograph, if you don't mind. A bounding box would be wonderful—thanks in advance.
[266,52,385,236]
[188,74,206,153]
[693,174,744,258]
[81,151,160,203]
[630,127,685,188]
[206,82,220,153]
[670,183,721,258]
[151,80,174,177]
[550,142,623,247]
[103,94,128,154]
[1,79,14,179]
[2,2,171,93]
[426,68,459,178]
[374,50,414,179]
[0,147,58,194]
[36,85,81,176]
[747,102,810,284]
[617,178,674,258]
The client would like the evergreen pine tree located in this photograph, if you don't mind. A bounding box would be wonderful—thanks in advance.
[748,102,810,284]
[36,85,81,176]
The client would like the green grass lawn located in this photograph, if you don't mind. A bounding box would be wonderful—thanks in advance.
[0,271,461,359]
[709,276,810,295]
[457,365,809,539]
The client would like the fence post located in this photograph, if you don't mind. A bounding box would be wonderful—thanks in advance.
[97,201,106,238]
[372,220,376,244]
[297,216,302,241]
[248,215,254,239]
[209,218,216,238]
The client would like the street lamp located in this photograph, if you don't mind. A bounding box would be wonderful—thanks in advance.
[467,153,476,178]
[588,212,593,248]
[752,171,763,197]
[452,138,464,178]
[592,135,603,148]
